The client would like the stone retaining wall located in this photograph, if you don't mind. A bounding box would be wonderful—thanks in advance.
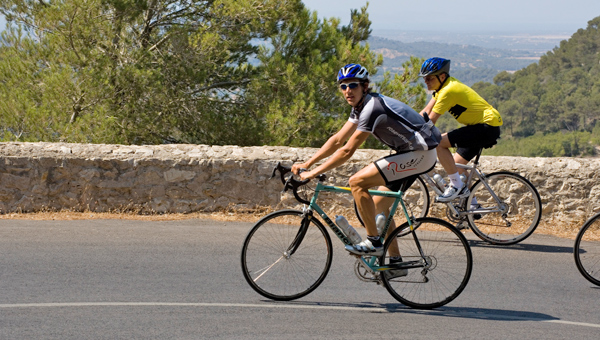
[1,142,600,225]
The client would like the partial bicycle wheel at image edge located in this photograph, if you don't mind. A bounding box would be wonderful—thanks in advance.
[467,171,542,245]
[381,217,473,309]
[574,213,600,286]
[241,209,333,301]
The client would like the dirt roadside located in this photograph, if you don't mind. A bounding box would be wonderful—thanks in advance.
[0,210,585,241]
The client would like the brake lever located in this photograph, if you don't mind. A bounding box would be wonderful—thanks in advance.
[271,162,321,191]
[283,172,295,192]
[270,163,279,179]
[271,162,291,184]
[288,168,310,190]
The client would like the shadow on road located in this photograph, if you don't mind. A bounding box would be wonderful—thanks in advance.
[279,300,559,322]
[468,239,573,253]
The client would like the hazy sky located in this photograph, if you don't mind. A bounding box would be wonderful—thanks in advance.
[1,1,598,34]
[302,0,600,32]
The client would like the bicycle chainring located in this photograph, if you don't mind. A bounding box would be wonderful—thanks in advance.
[445,205,462,223]
[353,258,381,283]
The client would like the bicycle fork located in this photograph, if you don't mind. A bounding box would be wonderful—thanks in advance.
[284,209,313,258]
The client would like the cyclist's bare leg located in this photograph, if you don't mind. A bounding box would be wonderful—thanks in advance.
[348,164,386,238]
[436,133,459,175]
[373,192,400,257]
[454,153,469,175]
[454,153,475,205]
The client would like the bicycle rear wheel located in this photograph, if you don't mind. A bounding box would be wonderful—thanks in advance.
[402,176,430,219]
[381,217,473,309]
[467,171,542,245]
[574,213,600,286]
[241,209,333,300]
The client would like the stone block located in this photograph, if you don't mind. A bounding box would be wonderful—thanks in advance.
[164,169,196,182]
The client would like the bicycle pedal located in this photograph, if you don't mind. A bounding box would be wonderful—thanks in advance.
[456,222,469,230]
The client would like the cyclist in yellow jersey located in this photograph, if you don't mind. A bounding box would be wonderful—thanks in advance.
[419,57,502,203]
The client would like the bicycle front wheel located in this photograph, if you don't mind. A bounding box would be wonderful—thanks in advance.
[467,171,542,245]
[381,217,473,309]
[574,213,600,286]
[241,209,333,301]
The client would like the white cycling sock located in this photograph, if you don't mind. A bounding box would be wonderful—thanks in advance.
[447,173,463,189]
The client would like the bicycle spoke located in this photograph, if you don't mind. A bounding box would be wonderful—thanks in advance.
[252,256,285,282]
[467,172,541,245]
[241,210,332,301]
[574,214,600,286]
[381,218,472,309]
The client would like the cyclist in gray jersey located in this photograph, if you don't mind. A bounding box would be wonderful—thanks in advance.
[292,63,441,259]
[349,93,440,153]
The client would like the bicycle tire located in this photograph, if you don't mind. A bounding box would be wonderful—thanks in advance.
[241,209,333,301]
[467,171,542,245]
[353,176,430,230]
[381,217,473,309]
[574,213,600,286]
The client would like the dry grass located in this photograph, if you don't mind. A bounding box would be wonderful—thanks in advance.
[0,210,271,223]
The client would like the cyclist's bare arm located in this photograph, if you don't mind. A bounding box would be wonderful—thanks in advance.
[292,121,357,174]
[299,128,369,180]
[420,97,441,124]
[420,97,436,116]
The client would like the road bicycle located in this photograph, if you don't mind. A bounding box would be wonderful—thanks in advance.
[240,163,473,309]
[574,212,600,286]
[379,148,542,245]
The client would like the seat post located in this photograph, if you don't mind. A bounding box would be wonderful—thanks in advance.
[473,148,484,166]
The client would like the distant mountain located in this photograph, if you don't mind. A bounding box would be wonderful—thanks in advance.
[472,16,600,138]
[467,16,600,157]
[368,36,541,85]
[371,29,570,53]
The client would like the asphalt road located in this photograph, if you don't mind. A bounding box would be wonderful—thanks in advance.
[0,218,598,339]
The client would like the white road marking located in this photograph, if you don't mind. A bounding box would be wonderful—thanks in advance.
[1,302,599,329]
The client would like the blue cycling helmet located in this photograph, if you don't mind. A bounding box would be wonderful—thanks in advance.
[337,63,369,83]
[419,58,451,77]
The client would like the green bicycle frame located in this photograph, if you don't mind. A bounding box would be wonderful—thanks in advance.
[288,179,429,274]
[308,181,415,248]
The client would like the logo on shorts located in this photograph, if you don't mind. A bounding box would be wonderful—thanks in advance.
[386,155,424,175]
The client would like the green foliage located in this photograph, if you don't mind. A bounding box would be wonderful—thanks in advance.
[17,1,599,159]
[247,3,380,147]
[2,0,276,144]
[0,0,425,148]
[376,56,426,108]
[472,16,600,155]
[486,131,597,157]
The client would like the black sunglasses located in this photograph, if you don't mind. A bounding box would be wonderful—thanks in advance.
[339,82,360,91]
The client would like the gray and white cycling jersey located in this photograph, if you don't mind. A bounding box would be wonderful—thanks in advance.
[349,93,441,153]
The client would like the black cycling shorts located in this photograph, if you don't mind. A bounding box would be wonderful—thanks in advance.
[447,124,501,161]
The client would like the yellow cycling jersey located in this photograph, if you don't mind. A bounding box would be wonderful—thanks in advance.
[432,77,503,127]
